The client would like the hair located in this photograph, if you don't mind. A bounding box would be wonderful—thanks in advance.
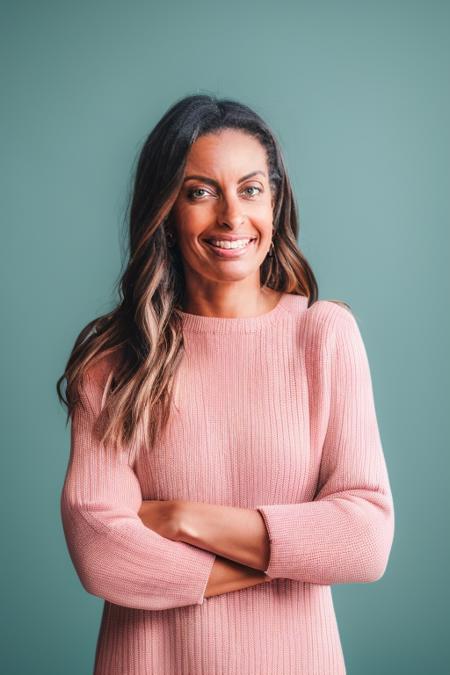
[56,93,351,459]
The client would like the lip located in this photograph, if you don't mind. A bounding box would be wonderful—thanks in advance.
[203,235,257,242]
[203,238,257,259]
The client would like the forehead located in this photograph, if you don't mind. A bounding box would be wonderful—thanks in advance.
[185,130,267,174]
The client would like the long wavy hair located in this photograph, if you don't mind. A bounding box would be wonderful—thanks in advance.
[56,93,350,458]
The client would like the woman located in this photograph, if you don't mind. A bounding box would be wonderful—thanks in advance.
[58,94,395,675]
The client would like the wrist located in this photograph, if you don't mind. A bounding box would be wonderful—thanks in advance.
[173,500,196,543]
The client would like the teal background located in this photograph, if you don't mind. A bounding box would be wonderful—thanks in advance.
[2,0,449,673]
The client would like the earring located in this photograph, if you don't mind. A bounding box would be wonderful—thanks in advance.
[166,230,176,248]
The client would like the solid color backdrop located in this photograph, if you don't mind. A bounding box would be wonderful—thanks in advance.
[1,1,449,673]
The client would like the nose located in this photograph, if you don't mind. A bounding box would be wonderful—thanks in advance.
[217,193,246,228]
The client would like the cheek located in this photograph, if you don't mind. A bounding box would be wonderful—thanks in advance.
[172,217,201,245]
[175,204,211,233]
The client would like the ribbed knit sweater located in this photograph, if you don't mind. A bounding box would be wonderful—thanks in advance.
[60,293,395,675]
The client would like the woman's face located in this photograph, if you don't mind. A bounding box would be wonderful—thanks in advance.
[170,129,275,290]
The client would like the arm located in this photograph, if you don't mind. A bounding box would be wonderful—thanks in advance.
[175,501,271,572]
[60,367,216,611]
[255,307,395,584]
[204,555,271,598]
[135,498,271,594]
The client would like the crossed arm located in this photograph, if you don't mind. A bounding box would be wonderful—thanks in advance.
[137,499,272,598]
[63,306,394,608]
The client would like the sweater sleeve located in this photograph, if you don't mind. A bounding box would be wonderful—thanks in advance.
[256,306,395,585]
[60,368,216,611]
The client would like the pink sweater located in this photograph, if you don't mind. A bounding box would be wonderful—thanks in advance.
[60,293,395,675]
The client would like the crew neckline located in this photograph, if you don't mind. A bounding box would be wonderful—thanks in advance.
[177,292,308,333]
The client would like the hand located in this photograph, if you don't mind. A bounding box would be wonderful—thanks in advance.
[137,499,181,541]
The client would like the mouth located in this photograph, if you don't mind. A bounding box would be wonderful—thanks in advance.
[203,237,257,258]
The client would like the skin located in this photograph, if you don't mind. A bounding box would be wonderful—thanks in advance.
[138,129,276,598]
[138,499,272,597]
[170,127,282,318]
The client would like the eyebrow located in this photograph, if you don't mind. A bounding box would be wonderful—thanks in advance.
[183,170,266,187]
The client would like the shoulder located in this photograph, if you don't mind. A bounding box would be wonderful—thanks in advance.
[286,298,370,371]
[305,298,354,321]
[288,301,371,395]
[304,301,373,381]
[282,294,357,339]
[72,352,120,420]
[82,351,121,402]
[86,352,117,384]
[301,299,358,342]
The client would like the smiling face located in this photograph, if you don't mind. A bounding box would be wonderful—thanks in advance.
[170,129,275,295]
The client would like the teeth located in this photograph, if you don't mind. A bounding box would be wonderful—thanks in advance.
[209,238,253,249]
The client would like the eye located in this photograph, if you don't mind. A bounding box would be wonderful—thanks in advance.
[187,185,263,201]
[187,188,210,200]
[243,186,262,198]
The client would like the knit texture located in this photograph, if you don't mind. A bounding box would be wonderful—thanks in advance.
[60,293,395,675]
